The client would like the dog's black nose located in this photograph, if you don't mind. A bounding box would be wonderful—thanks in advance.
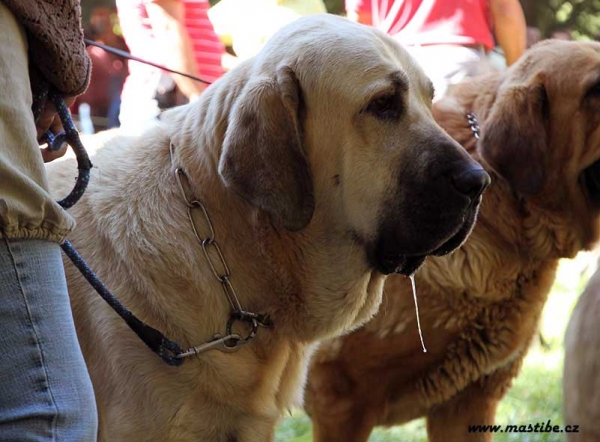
[452,167,491,201]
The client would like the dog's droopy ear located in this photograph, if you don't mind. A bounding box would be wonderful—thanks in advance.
[219,66,314,231]
[479,76,548,195]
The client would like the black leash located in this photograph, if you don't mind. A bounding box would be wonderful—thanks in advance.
[37,39,220,365]
[40,43,271,366]
[84,39,213,85]
[41,91,185,366]
[60,240,184,365]
[42,91,92,209]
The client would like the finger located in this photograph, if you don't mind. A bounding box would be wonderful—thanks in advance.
[36,101,57,141]
[41,142,68,163]
[49,114,65,135]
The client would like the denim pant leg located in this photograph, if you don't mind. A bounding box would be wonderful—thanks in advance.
[0,238,98,441]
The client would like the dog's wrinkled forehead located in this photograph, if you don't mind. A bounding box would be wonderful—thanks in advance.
[511,40,600,90]
[527,39,600,67]
[254,14,431,101]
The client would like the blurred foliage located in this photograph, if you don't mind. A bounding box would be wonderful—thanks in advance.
[521,0,600,40]
[323,0,344,14]
[81,0,115,22]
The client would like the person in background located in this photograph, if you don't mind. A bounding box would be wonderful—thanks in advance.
[74,7,129,130]
[117,0,226,134]
[0,1,98,440]
[346,0,527,100]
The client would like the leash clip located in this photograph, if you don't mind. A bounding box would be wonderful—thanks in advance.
[176,333,245,359]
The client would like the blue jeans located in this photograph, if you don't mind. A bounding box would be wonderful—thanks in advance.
[0,238,97,441]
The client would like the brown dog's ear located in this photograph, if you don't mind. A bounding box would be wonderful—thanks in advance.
[479,76,548,195]
[219,66,314,231]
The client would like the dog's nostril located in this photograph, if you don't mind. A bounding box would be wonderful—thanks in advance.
[452,168,491,201]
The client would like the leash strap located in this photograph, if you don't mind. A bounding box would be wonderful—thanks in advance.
[43,91,185,366]
[60,240,184,366]
[47,92,92,208]
[84,39,212,85]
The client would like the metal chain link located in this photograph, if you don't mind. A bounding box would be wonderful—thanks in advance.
[466,112,480,140]
[170,143,270,359]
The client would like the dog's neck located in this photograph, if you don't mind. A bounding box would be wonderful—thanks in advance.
[88,114,386,432]
[160,110,383,343]
[153,78,386,342]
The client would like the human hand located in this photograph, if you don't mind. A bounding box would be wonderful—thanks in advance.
[37,96,76,163]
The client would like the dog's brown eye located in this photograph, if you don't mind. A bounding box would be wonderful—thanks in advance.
[582,159,600,204]
[539,85,550,120]
[586,82,600,100]
[366,93,401,121]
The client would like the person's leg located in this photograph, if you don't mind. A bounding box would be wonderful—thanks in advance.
[0,4,97,439]
[0,238,98,441]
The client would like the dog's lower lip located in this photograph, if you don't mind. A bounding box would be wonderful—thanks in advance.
[394,255,427,276]
[469,194,483,208]
[378,254,426,275]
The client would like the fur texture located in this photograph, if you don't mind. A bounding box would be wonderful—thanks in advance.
[306,39,600,442]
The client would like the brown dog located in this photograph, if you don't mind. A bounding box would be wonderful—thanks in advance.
[564,260,600,442]
[46,15,486,442]
[306,39,600,442]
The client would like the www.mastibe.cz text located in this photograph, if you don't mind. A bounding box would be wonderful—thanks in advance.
[469,420,579,434]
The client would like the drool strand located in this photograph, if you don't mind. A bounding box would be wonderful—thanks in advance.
[410,274,427,353]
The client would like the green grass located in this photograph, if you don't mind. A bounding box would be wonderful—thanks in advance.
[275,252,598,442]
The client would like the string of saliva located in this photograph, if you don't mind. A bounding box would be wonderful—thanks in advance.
[409,274,427,353]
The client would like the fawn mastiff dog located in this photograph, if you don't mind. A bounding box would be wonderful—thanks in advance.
[306,39,600,442]
[47,14,488,442]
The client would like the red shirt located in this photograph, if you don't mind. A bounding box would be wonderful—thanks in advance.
[117,0,225,85]
[182,0,225,83]
[346,0,495,51]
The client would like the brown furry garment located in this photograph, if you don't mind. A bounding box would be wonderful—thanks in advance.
[306,39,600,442]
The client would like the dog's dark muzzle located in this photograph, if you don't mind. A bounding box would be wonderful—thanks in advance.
[370,159,490,276]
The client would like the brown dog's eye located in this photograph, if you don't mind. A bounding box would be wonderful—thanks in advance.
[582,159,600,204]
[586,82,600,100]
[366,93,402,121]
[539,85,550,121]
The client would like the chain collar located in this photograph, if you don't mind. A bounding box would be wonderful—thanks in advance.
[466,112,480,139]
[169,143,271,359]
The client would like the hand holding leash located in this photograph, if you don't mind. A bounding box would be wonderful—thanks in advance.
[37,95,76,162]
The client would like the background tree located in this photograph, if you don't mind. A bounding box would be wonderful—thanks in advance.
[82,0,115,22]
[518,0,600,40]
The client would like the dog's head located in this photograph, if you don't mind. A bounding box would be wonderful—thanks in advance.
[477,40,600,256]
[219,14,488,275]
